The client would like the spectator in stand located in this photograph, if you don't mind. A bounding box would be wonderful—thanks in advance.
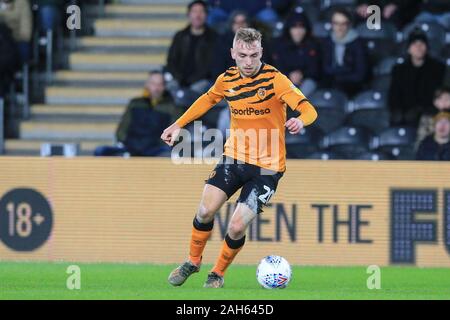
[388,29,446,128]
[416,86,450,147]
[271,8,320,97]
[0,21,19,97]
[165,0,217,95]
[414,0,450,29]
[211,10,250,79]
[0,0,32,63]
[321,7,369,97]
[355,0,420,29]
[416,111,450,161]
[94,71,181,157]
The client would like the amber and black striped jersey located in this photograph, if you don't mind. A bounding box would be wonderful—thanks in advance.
[175,63,318,172]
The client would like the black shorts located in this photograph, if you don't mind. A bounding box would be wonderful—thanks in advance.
[206,156,284,214]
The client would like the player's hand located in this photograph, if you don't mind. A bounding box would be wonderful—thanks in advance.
[161,123,181,146]
[285,118,303,135]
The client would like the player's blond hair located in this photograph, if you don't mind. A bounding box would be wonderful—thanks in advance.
[233,28,262,47]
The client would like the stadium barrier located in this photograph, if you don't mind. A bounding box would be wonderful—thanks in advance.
[0,157,449,267]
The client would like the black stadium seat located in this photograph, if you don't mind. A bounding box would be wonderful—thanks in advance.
[345,90,389,134]
[306,151,343,160]
[285,126,323,159]
[312,21,332,39]
[356,21,397,41]
[319,126,372,159]
[309,89,348,133]
[364,39,397,65]
[370,74,392,93]
[374,56,405,76]
[370,126,417,160]
[354,151,394,161]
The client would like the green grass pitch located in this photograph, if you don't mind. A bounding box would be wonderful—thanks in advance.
[0,262,449,300]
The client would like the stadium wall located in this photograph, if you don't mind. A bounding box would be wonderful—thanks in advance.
[0,157,449,267]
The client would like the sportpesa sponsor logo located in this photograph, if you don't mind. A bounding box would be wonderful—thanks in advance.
[230,106,271,116]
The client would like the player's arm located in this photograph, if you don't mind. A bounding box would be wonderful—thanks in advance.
[161,75,225,146]
[274,72,318,134]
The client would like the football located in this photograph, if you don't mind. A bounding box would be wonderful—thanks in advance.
[256,255,292,289]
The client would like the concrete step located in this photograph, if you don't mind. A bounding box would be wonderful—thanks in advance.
[20,121,117,140]
[69,52,166,71]
[31,104,125,118]
[45,86,142,105]
[75,37,171,53]
[53,71,148,86]
[94,19,186,37]
[4,139,112,156]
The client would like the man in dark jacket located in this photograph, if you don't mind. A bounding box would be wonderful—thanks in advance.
[166,0,217,95]
[388,29,446,128]
[321,8,369,97]
[94,71,181,157]
[416,112,450,161]
[272,9,321,97]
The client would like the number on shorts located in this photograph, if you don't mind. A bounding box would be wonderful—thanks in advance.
[258,185,274,204]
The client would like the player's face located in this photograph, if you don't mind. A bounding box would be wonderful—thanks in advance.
[146,73,165,99]
[231,40,263,77]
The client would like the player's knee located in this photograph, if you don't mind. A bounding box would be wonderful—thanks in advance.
[228,220,246,239]
[197,204,216,223]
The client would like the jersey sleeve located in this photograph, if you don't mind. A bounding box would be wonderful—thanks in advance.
[175,74,226,128]
[274,72,318,126]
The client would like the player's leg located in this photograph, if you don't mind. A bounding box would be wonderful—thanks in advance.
[205,169,284,288]
[168,184,227,286]
[204,202,256,288]
[168,157,243,286]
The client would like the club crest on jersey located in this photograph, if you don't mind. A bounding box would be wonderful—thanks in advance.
[257,88,266,100]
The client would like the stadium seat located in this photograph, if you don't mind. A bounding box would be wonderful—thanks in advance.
[345,90,389,134]
[374,56,404,76]
[285,126,323,159]
[172,88,200,109]
[356,22,397,41]
[309,89,348,133]
[364,39,397,65]
[312,21,332,39]
[370,126,417,160]
[353,151,394,161]
[306,151,343,160]
[325,0,357,6]
[319,126,372,159]
[370,74,391,93]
